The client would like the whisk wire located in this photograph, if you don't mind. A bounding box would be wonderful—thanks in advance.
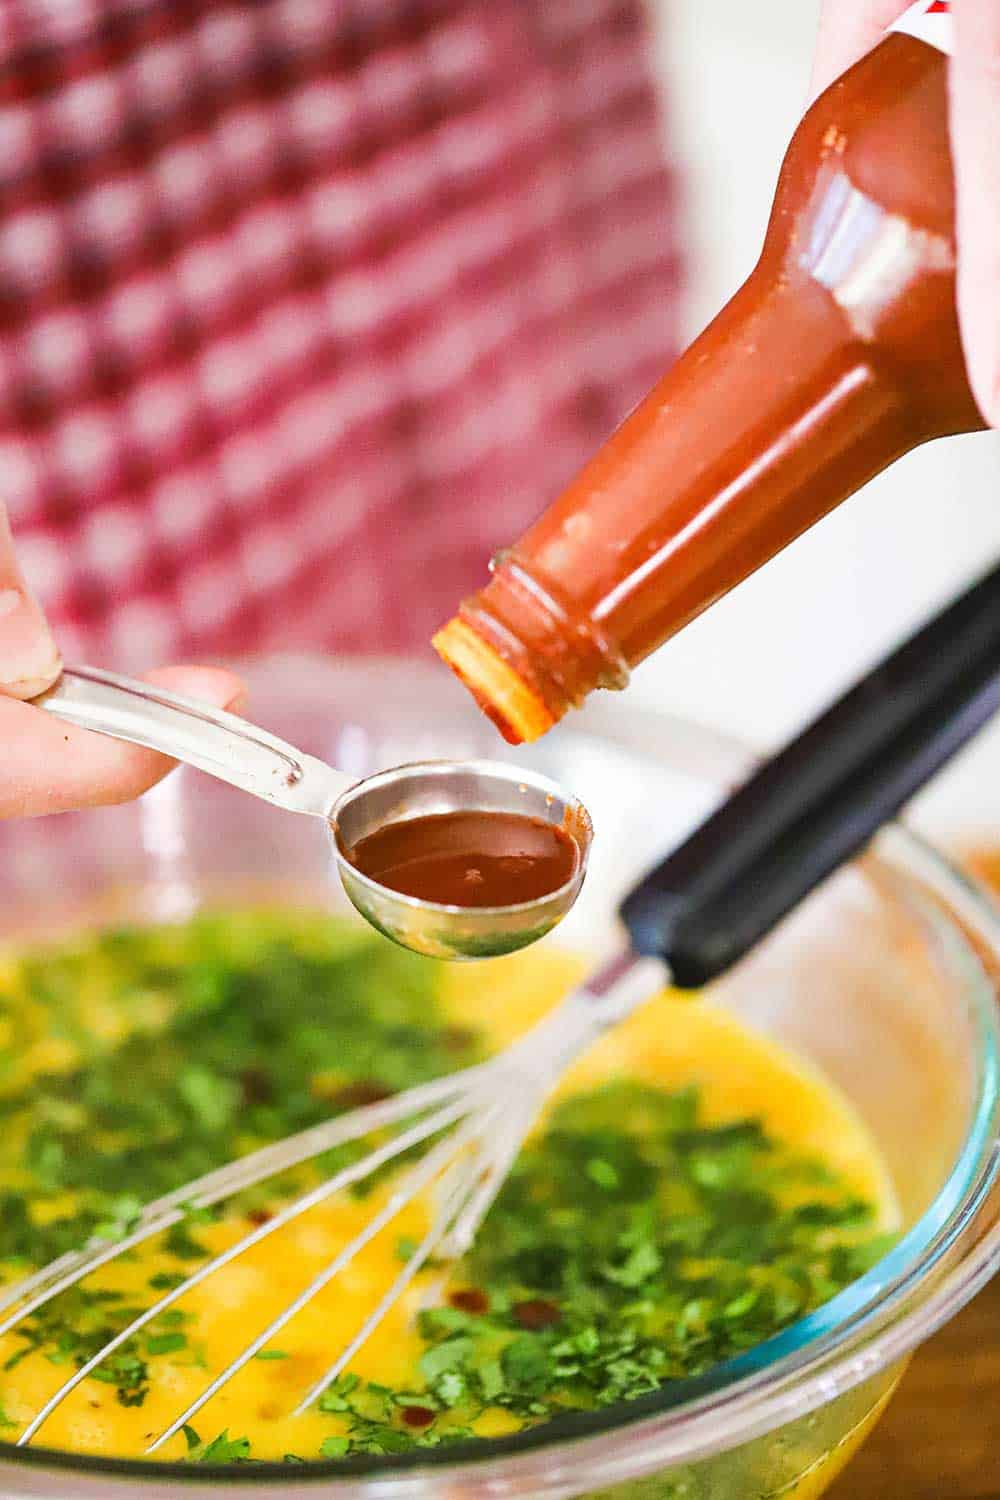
[147,1106,489,1452]
[291,1114,506,1417]
[0,1067,477,1337]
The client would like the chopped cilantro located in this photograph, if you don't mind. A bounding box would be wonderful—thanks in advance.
[418,1337,472,1384]
[319,1373,360,1412]
[601,1238,662,1288]
[0,912,476,1273]
[184,1429,252,1464]
[320,1435,351,1458]
[177,1065,241,1134]
[148,1272,186,1291]
[502,1336,551,1393]
[92,1195,143,1243]
[163,1223,207,1262]
[478,1357,505,1402]
[372,1078,890,1432]
[89,1350,149,1407]
[433,1369,467,1407]
[145,1332,186,1356]
[0,910,893,1466]
[585,1157,620,1189]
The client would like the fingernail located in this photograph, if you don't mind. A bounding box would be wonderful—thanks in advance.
[0,586,62,700]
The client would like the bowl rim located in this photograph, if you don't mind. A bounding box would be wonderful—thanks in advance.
[1,653,999,1496]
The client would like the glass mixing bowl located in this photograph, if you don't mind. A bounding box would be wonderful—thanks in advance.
[1,653,999,1500]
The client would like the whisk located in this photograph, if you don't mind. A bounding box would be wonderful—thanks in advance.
[8,552,1000,1454]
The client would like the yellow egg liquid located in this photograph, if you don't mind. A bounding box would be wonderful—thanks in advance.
[0,911,897,1484]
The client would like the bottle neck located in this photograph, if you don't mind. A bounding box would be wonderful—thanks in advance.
[449,267,919,738]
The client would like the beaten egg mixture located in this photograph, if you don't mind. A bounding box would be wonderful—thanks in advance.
[0,907,896,1469]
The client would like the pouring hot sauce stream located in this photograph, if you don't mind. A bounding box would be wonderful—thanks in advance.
[433,2,984,745]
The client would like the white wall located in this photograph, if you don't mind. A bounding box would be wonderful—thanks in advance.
[636,1,1000,837]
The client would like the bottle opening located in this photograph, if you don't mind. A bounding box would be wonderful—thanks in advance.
[432,617,556,745]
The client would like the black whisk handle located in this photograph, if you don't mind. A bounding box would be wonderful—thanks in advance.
[621,558,1000,988]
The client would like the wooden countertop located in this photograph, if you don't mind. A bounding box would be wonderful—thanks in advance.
[827,1217,1000,1497]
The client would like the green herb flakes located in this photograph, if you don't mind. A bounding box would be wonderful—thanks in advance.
[0,910,893,1467]
[320,1435,351,1458]
[184,1428,252,1464]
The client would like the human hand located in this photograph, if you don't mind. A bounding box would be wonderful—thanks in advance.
[815,2,1000,426]
[0,502,244,819]
[810,0,1000,428]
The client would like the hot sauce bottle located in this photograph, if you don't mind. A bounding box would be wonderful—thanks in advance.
[433,1,986,744]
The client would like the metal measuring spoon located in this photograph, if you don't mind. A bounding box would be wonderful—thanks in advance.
[34,666,592,961]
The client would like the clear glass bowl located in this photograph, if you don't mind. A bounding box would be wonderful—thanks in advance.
[1,653,999,1500]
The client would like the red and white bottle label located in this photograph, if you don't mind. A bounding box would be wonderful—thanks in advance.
[889,0,953,55]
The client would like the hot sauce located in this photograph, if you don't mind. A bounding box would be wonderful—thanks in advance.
[433,2,985,744]
[344,810,580,907]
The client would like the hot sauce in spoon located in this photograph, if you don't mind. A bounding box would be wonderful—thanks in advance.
[344,810,579,907]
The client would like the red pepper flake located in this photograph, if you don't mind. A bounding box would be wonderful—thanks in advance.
[240,1068,273,1105]
[513,1299,561,1330]
[440,1026,477,1053]
[400,1405,436,1429]
[330,1080,393,1109]
[247,1208,272,1226]
[449,1287,489,1315]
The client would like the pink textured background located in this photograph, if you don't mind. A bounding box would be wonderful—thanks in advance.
[0,0,682,671]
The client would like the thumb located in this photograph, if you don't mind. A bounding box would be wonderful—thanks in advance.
[951,0,1000,427]
[0,503,61,699]
[809,2,909,101]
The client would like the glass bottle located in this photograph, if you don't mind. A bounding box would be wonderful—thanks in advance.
[433,2,985,743]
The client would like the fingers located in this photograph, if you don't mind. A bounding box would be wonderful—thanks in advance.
[0,504,247,816]
[807,1,999,429]
[809,2,910,99]
[0,502,61,700]
[0,665,246,820]
[951,0,1000,427]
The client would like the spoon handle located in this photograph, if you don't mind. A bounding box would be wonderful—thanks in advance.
[37,666,350,818]
[621,556,1000,988]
